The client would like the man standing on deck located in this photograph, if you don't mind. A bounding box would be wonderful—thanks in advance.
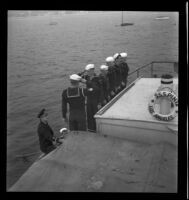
[106,57,116,99]
[119,52,130,88]
[37,109,59,154]
[98,64,110,106]
[79,64,102,132]
[113,53,123,93]
[62,74,88,131]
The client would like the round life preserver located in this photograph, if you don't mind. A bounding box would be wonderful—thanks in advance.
[148,90,178,121]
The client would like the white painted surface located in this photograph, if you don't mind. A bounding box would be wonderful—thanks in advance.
[97,78,178,124]
[95,78,178,145]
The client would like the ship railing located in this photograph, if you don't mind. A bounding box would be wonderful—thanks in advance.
[96,61,178,116]
[127,61,178,85]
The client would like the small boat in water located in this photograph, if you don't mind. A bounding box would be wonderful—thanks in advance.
[121,23,134,26]
[9,61,178,192]
[155,16,170,20]
[49,22,58,25]
[120,11,134,26]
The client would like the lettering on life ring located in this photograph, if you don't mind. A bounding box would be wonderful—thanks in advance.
[148,90,178,121]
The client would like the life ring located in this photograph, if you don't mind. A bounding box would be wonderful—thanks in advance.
[148,90,178,121]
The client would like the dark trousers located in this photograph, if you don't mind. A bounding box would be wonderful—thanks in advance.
[69,110,86,131]
[86,100,98,132]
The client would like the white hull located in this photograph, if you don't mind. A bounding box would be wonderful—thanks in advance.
[95,78,178,146]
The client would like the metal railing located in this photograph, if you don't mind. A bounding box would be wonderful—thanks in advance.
[96,61,178,116]
[128,61,178,79]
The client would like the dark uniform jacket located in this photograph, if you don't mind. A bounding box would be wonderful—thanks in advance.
[80,74,102,105]
[114,64,122,88]
[107,66,116,93]
[119,62,130,83]
[37,121,55,153]
[62,87,87,118]
[98,73,109,102]
[79,73,103,131]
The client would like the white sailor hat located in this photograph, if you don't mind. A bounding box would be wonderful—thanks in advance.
[69,74,81,81]
[85,64,95,71]
[120,52,128,57]
[113,53,119,59]
[100,65,108,70]
[105,57,114,62]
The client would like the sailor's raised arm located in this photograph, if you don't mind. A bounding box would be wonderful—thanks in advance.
[78,70,86,78]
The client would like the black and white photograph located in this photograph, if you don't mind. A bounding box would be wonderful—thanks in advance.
[5,9,187,194]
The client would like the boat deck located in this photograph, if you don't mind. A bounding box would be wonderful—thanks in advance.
[95,78,178,146]
[98,78,178,123]
[9,131,177,192]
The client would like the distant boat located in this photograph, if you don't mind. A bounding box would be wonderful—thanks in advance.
[49,22,58,25]
[120,11,134,26]
[155,16,169,20]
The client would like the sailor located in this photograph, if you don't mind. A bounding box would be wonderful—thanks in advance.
[62,74,87,131]
[80,64,102,132]
[106,57,116,98]
[98,64,110,106]
[37,108,57,154]
[113,53,123,93]
[120,52,130,88]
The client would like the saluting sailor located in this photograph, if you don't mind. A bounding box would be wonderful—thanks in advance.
[62,74,88,131]
[98,64,110,106]
[120,52,130,88]
[113,53,123,93]
[80,64,102,132]
[106,57,116,98]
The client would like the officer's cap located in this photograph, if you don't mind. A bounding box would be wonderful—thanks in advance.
[37,108,46,118]
[105,57,114,62]
[120,52,128,58]
[85,64,95,71]
[100,65,108,70]
[70,74,81,81]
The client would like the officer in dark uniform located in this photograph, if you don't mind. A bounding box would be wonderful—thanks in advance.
[98,64,110,106]
[106,57,116,99]
[120,52,130,88]
[62,74,88,131]
[80,64,102,132]
[37,109,57,154]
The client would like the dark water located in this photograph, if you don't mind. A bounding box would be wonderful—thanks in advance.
[7,11,178,189]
